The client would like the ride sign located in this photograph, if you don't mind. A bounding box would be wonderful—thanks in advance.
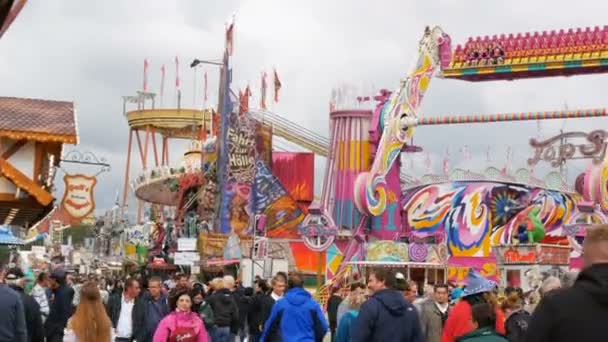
[61,174,97,220]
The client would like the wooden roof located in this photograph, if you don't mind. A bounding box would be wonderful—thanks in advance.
[0,97,77,143]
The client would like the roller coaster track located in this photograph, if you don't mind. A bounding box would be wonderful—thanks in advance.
[250,109,329,157]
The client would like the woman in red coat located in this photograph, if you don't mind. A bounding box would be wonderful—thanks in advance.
[442,269,505,342]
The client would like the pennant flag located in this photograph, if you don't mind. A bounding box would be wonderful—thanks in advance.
[486,145,491,162]
[502,146,512,174]
[211,108,218,136]
[273,68,282,103]
[203,70,208,104]
[160,64,166,99]
[260,71,268,110]
[226,22,234,56]
[175,56,180,90]
[143,59,149,92]
[239,88,250,115]
[443,147,450,176]
[424,151,432,172]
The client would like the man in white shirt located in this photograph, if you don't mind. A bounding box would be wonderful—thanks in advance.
[107,278,143,342]
[31,272,50,323]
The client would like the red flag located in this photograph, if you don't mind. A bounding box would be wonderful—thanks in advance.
[211,108,218,136]
[203,70,208,103]
[175,56,180,90]
[260,71,268,110]
[424,151,432,172]
[226,22,234,56]
[244,84,252,98]
[238,89,249,115]
[143,59,149,92]
[273,69,282,102]
[443,147,450,176]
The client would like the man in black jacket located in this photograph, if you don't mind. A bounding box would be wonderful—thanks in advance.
[525,224,608,342]
[45,269,73,342]
[208,281,239,341]
[352,267,423,342]
[0,264,27,342]
[106,277,145,342]
[326,287,342,342]
[6,268,44,342]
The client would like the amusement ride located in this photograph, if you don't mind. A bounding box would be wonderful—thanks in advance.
[113,22,608,300]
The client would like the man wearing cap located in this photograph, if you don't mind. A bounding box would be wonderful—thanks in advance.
[6,268,44,342]
[45,269,74,342]
[441,269,504,342]
[0,264,27,342]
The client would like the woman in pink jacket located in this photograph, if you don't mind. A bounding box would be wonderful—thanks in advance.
[153,289,209,342]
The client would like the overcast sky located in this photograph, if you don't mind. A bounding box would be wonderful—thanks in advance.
[1,0,608,214]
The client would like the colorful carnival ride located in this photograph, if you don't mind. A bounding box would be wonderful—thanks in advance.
[311,24,608,300]
[119,70,326,279]
[116,23,608,292]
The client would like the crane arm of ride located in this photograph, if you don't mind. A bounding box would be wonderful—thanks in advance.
[250,109,330,157]
[354,26,451,216]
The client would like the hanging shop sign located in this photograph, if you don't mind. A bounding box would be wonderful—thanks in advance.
[528,130,608,168]
[61,174,97,220]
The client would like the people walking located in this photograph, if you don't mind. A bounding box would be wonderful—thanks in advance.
[207,278,239,342]
[335,288,365,342]
[63,281,114,342]
[248,278,270,342]
[420,284,451,342]
[442,269,505,342]
[259,275,286,331]
[0,264,27,342]
[260,273,328,342]
[326,287,343,342]
[45,269,74,342]
[140,277,171,342]
[31,272,50,324]
[153,289,208,342]
[106,277,145,342]
[6,268,44,342]
[336,283,364,326]
[351,268,422,342]
[501,292,530,342]
[524,224,608,342]
[455,303,508,342]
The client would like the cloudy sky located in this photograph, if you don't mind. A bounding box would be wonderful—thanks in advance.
[2,0,608,214]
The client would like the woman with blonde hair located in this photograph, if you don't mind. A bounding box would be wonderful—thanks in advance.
[63,281,113,342]
[335,289,366,342]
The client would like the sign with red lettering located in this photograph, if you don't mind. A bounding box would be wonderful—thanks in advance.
[61,174,97,220]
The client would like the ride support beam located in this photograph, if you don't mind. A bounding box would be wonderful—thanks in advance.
[121,129,134,213]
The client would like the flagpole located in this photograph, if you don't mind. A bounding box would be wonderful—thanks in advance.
[193,67,197,108]
[160,65,165,108]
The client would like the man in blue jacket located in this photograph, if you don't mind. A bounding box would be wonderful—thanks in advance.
[261,273,328,342]
[0,264,27,342]
[351,267,423,342]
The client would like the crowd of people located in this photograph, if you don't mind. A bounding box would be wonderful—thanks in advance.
[326,223,608,342]
[1,223,607,341]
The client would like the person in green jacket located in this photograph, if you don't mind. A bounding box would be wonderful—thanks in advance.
[335,288,366,342]
[456,303,508,342]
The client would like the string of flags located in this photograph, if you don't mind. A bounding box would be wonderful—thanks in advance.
[138,18,283,116]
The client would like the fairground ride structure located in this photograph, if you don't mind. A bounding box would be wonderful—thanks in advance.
[309,25,608,297]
